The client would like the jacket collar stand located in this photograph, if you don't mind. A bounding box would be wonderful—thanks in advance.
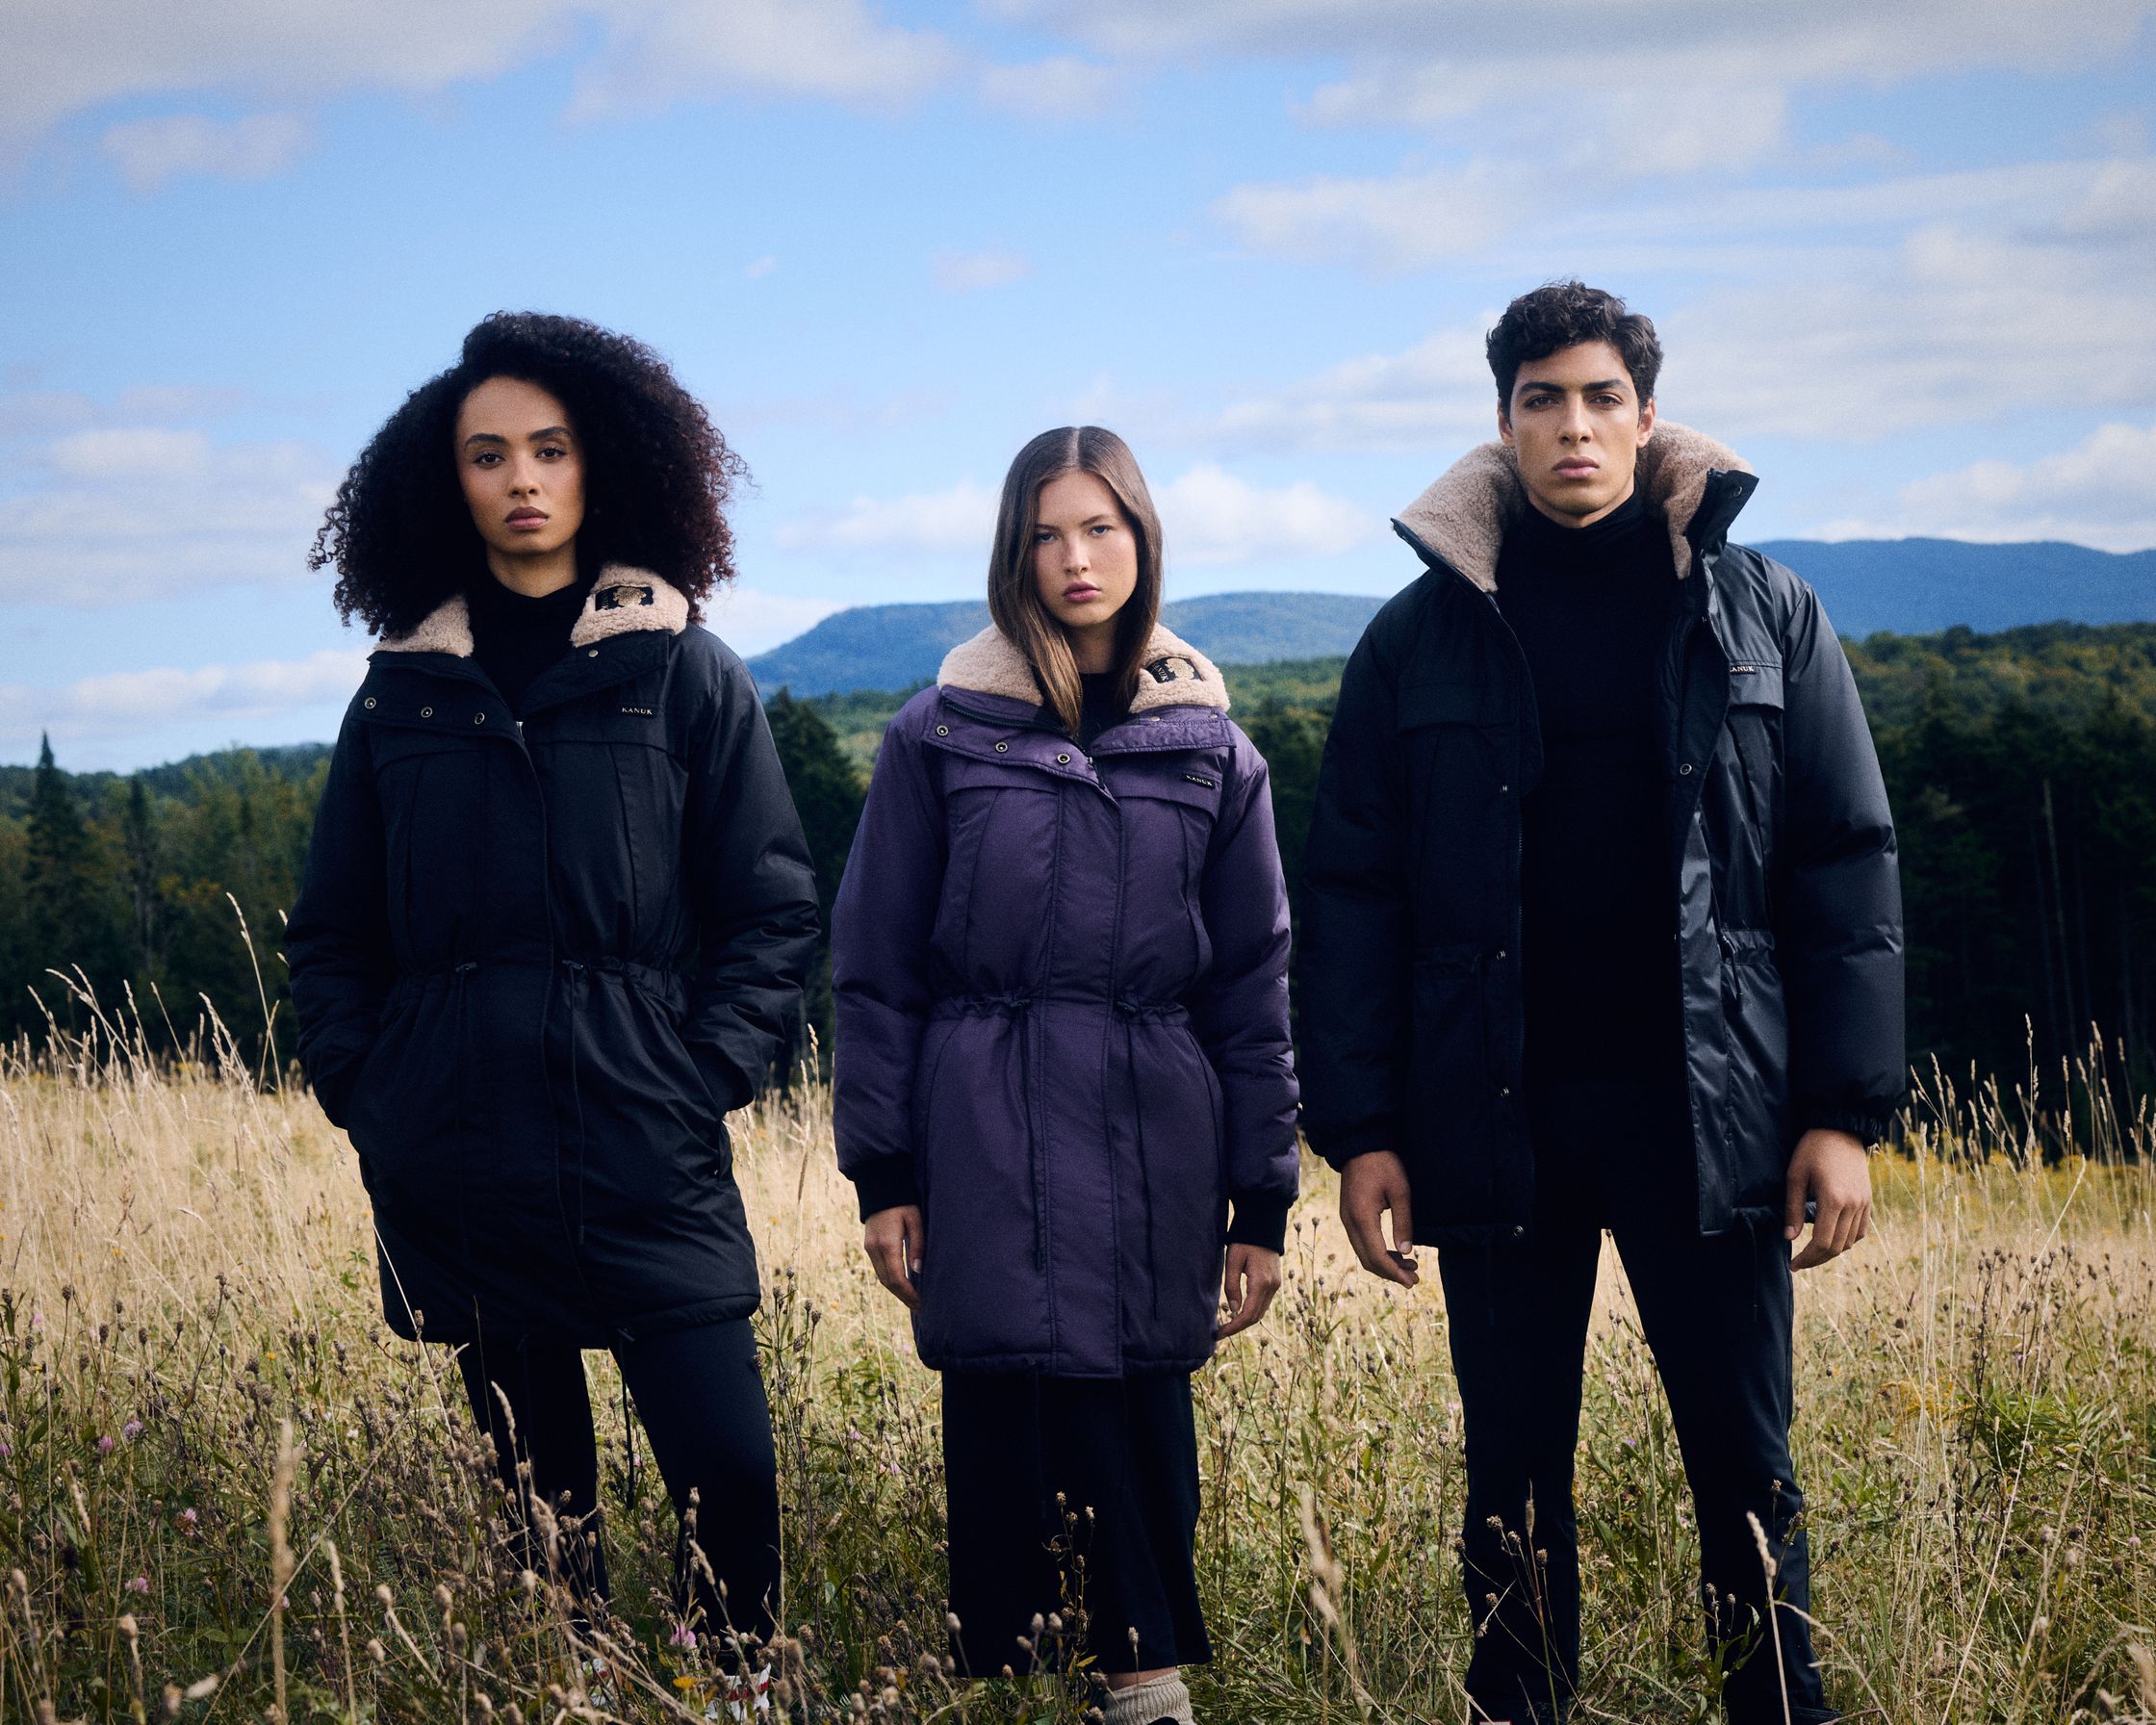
[1393,421,1754,593]
[374,564,690,657]
[937,622,1231,714]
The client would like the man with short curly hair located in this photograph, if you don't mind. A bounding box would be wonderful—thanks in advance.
[1299,281,1903,1725]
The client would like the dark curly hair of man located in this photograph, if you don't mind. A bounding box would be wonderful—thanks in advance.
[311,311,747,637]
[1486,280,1662,411]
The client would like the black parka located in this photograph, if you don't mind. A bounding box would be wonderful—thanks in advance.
[1298,425,1904,1240]
[288,565,819,1345]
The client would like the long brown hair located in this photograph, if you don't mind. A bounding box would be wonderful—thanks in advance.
[987,425,1165,736]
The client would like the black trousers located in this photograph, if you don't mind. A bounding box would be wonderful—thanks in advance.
[454,1318,781,1653]
[1437,1081,1835,1725]
[942,1372,1211,1678]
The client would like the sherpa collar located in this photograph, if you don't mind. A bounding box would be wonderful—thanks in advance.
[1395,421,1752,592]
[374,564,690,656]
[937,622,1231,714]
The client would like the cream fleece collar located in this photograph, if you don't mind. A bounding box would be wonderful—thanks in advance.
[1395,421,1752,592]
[937,622,1231,713]
[375,564,691,656]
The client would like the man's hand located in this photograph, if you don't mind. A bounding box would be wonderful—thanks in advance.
[1785,1128,1871,1271]
[863,1204,926,1309]
[1217,1244,1283,1340]
[1339,1150,1419,1287]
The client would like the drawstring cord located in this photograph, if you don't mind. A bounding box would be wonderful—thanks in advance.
[1113,999,1162,1321]
[559,959,592,1247]
[453,962,479,1262]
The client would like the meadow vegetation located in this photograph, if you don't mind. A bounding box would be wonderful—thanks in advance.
[2,977,2155,1723]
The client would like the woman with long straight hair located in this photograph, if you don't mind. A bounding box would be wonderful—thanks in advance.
[831,426,1300,1725]
[289,312,818,1704]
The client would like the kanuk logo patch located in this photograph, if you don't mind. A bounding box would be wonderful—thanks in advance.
[596,583,654,611]
[1143,654,1202,683]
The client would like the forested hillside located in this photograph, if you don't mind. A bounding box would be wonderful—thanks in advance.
[4,622,2149,1109]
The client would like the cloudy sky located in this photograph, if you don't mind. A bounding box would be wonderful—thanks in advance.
[3,0,2153,768]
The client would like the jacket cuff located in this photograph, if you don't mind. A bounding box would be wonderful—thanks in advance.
[1225,1190,1292,1254]
[307,1042,373,1129]
[1803,1108,1892,1147]
[691,1046,756,1116]
[851,1158,922,1223]
[1307,1122,1396,1173]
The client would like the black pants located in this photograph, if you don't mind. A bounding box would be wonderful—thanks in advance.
[942,1372,1211,1678]
[1438,1081,1835,1725]
[455,1318,781,1653]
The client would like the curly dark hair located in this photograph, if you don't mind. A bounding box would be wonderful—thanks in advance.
[1486,280,1662,411]
[310,311,748,637]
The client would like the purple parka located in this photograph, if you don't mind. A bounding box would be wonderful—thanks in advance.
[832,624,1300,1377]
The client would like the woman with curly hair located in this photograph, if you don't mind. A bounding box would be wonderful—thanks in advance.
[288,312,818,1689]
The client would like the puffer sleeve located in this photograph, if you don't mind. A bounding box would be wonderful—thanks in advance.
[1191,725,1300,1251]
[1774,571,1906,1142]
[680,642,821,1112]
[287,703,393,1128]
[831,696,947,1221]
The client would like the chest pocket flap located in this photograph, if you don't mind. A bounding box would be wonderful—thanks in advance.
[1396,679,1499,730]
[1726,658,1784,708]
[1108,762,1224,815]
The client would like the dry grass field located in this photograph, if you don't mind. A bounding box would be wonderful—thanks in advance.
[3,990,2155,1722]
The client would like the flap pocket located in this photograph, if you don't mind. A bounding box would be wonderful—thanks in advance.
[1112,766,1223,813]
[937,753,1058,794]
[1726,660,1784,708]
[367,723,476,768]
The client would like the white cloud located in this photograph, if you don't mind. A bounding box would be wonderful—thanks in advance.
[0,428,338,606]
[1205,325,1494,452]
[99,111,313,193]
[1157,466,1373,565]
[772,468,1372,567]
[0,0,962,156]
[703,586,848,657]
[742,255,779,278]
[1816,422,2156,552]
[1213,161,1527,273]
[0,650,366,755]
[774,480,998,557]
[979,55,1121,120]
[931,247,1034,294]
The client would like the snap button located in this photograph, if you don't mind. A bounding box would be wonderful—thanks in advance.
[936,724,949,736]
[363,697,376,709]
[474,712,486,725]
[587,648,600,658]
[1512,1225,1527,1239]
[1494,950,1506,962]
[420,706,433,718]
[1679,761,1694,776]
[1057,753,1071,765]
[1498,1085,1511,1097]
[1499,783,1509,793]
[994,741,1008,753]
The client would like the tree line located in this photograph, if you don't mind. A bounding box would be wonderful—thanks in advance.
[4,621,2150,1115]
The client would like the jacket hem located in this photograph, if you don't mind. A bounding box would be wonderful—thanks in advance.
[380,1290,761,1348]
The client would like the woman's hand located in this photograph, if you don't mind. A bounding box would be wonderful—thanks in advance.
[1216,1244,1283,1341]
[863,1205,926,1310]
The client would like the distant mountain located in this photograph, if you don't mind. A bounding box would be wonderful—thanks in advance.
[747,541,2153,694]
[1758,539,2156,639]
[747,590,1389,696]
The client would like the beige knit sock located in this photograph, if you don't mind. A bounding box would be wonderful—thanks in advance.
[1100,1672,1194,1725]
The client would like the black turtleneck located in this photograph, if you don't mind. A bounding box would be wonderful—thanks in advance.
[1076,672,1128,751]
[468,572,589,717]
[1494,486,1682,1089]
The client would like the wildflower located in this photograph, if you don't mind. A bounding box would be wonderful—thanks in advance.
[97,1434,116,1455]
[669,1623,698,1649]
[176,1507,198,1535]
[29,1312,41,1331]
[0,1442,10,1459]
[125,1575,150,1594]
[122,1419,143,1440]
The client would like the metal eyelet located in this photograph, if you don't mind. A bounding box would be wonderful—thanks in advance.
[1056,752,1071,765]
[587,648,600,658]
[420,706,434,718]
[936,725,949,736]
[363,697,376,709]
[1679,762,1694,776]
[994,741,1008,753]
[474,712,487,725]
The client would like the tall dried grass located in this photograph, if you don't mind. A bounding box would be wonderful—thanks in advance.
[2,974,2154,1722]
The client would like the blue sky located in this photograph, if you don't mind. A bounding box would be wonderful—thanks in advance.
[2,0,2153,768]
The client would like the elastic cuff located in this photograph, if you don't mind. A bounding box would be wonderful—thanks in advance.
[1804,1108,1891,1146]
[850,1158,921,1223]
[1225,1190,1292,1253]
[1308,1123,1396,1172]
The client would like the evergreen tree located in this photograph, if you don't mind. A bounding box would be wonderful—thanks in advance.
[764,690,867,1072]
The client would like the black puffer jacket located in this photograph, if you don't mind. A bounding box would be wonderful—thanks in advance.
[288,565,819,1344]
[1299,425,1904,1239]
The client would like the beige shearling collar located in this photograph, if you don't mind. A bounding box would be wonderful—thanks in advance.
[1395,421,1752,593]
[375,564,690,656]
[937,622,1231,713]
